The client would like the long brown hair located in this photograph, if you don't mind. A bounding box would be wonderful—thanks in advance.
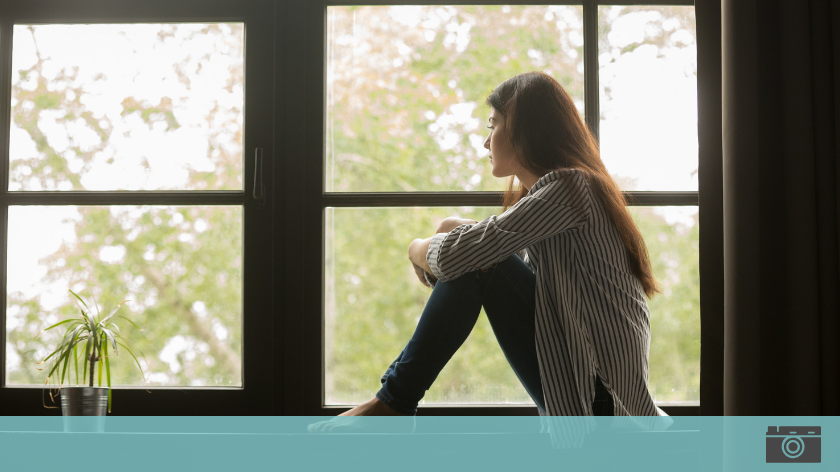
[487,71,660,298]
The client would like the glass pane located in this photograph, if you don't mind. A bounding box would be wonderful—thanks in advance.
[325,206,536,406]
[5,206,243,387]
[326,5,585,192]
[598,6,697,191]
[325,205,699,406]
[9,24,244,191]
[630,206,700,404]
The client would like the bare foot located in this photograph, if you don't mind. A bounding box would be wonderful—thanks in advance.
[307,396,414,433]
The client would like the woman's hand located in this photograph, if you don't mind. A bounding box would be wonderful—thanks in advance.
[412,261,435,288]
[406,218,476,287]
[409,238,433,273]
[436,217,478,234]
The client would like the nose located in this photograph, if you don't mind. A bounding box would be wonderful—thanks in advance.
[483,133,490,150]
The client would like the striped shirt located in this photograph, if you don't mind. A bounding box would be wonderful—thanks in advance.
[426,168,668,426]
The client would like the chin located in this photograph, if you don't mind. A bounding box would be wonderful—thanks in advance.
[491,167,508,179]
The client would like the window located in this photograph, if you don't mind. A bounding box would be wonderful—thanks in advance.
[318,1,700,415]
[1,0,721,416]
[0,0,275,414]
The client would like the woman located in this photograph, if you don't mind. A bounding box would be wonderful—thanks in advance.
[309,71,664,432]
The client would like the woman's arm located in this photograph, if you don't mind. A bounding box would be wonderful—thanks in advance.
[408,217,477,287]
[409,237,433,274]
[427,182,590,283]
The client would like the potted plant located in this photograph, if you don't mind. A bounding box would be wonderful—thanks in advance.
[36,289,147,420]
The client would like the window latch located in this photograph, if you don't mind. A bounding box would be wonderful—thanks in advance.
[253,147,266,206]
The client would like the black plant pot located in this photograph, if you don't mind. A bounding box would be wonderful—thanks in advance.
[59,387,108,432]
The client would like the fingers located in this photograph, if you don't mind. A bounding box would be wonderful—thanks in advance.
[411,262,430,287]
[416,271,430,288]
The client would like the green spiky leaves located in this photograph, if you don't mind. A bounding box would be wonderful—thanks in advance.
[37,290,148,413]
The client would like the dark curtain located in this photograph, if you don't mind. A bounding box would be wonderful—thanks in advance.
[722,0,840,415]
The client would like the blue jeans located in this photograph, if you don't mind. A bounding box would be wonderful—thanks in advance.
[376,254,614,417]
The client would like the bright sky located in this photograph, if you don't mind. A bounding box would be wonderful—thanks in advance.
[9,23,243,192]
[599,7,698,194]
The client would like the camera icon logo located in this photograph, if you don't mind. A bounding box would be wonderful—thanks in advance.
[766,426,821,463]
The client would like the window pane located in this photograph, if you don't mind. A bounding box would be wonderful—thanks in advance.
[598,6,697,191]
[325,206,535,406]
[9,24,244,191]
[326,5,584,192]
[325,205,699,406]
[630,206,700,404]
[5,205,242,387]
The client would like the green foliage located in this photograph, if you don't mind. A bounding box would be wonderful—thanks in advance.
[631,208,701,402]
[37,290,146,412]
[120,97,181,131]
[325,207,531,405]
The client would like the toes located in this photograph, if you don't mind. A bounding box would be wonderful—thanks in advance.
[307,420,330,433]
[308,418,353,433]
[323,418,355,433]
[307,416,415,434]
[308,417,360,434]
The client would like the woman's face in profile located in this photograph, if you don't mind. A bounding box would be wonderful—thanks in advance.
[483,108,520,179]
